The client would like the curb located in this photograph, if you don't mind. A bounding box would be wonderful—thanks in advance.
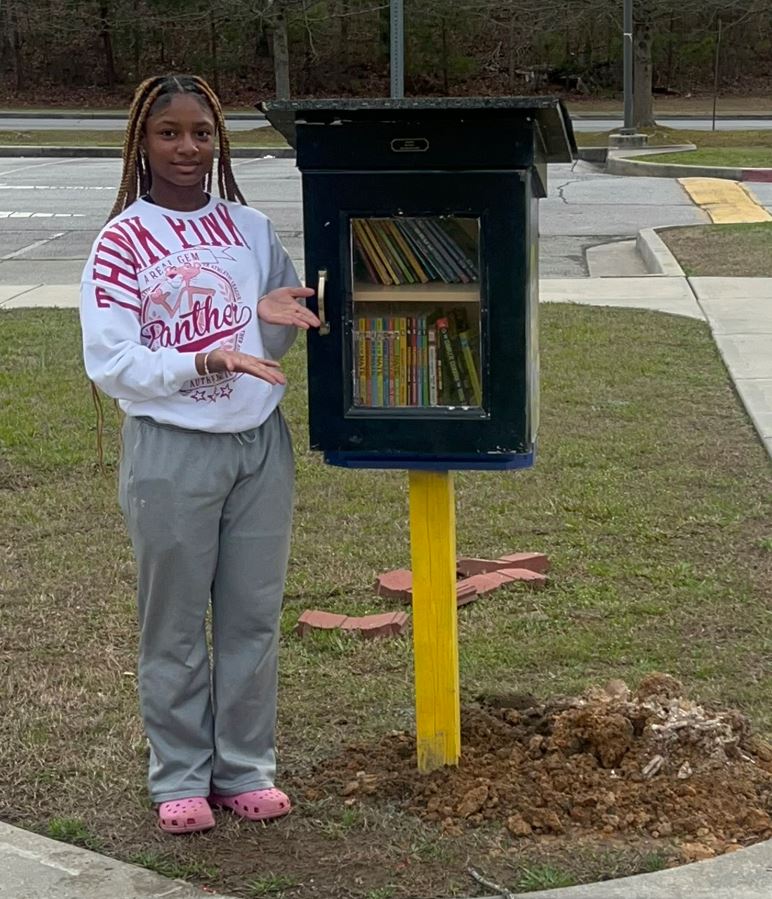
[607,154,772,182]
[0,146,294,158]
[0,110,264,120]
[636,228,685,276]
[569,113,772,121]
[575,147,608,163]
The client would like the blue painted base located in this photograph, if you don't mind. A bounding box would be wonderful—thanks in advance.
[323,451,535,471]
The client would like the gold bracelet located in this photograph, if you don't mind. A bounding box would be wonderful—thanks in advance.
[203,352,211,376]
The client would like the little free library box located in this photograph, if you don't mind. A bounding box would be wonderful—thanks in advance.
[264,98,576,471]
[265,99,576,772]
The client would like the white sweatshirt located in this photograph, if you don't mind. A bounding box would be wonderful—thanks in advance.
[80,195,301,433]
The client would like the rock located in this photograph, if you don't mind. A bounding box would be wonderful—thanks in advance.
[456,784,489,818]
[506,814,533,836]
[637,672,684,701]
[680,842,716,862]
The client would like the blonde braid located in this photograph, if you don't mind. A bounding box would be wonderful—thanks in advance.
[108,77,166,220]
[191,76,247,205]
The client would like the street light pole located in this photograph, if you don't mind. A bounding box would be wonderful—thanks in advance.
[623,0,634,132]
[390,0,405,99]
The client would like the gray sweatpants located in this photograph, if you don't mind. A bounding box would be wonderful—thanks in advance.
[118,410,294,804]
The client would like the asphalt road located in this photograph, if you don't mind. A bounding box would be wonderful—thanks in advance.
[0,117,269,132]
[1,115,771,132]
[1,156,770,281]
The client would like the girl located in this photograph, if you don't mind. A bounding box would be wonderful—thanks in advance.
[80,74,319,834]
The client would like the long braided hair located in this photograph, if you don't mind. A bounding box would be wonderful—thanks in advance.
[108,73,247,220]
[93,74,248,468]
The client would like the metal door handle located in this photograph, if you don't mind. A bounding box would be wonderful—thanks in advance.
[317,269,330,335]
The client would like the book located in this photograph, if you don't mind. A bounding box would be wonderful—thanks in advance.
[394,219,441,281]
[457,330,482,405]
[384,220,430,283]
[411,219,460,282]
[398,316,408,405]
[435,218,480,280]
[435,316,467,404]
[374,317,384,406]
[360,219,401,285]
[353,220,392,285]
[372,220,417,284]
[424,218,472,283]
[386,316,396,406]
[427,323,439,406]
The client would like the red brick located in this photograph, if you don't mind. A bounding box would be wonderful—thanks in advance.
[460,571,515,595]
[498,552,550,573]
[341,611,409,639]
[498,567,548,589]
[456,552,549,577]
[295,609,348,637]
[456,557,507,577]
[456,581,479,607]
[374,569,413,602]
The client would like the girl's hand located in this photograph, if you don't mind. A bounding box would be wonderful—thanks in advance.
[199,349,286,385]
[257,286,320,330]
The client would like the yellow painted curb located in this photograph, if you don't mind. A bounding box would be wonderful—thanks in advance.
[679,177,772,224]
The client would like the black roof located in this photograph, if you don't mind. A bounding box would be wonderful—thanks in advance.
[260,97,577,163]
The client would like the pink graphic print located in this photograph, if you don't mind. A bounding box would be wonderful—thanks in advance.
[140,260,252,404]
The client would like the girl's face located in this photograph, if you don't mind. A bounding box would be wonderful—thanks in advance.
[143,93,216,204]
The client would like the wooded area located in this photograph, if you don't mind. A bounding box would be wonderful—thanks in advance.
[1,0,771,122]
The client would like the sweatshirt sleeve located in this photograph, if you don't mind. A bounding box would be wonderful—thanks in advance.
[258,221,303,361]
[80,235,198,401]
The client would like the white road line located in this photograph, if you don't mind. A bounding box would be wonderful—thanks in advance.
[0,158,77,178]
[2,231,66,260]
[0,184,115,190]
[0,211,85,218]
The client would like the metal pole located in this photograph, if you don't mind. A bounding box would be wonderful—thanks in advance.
[390,0,404,99]
[712,17,722,132]
[623,0,634,133]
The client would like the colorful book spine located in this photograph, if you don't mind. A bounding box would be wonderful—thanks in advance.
[373,220,416,285]
[362,219,401,285]
[428,323,438,406]
[399,317,408,405]
[387,316,396,406]
[457,330,482,405]
[385,220,430,283]
[427,219,475,282]
[412,219,461,283]
[353,220,392,285]
[394,220,441,281]
[436,316,467,404]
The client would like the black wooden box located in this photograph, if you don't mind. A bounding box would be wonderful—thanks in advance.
[263,99,576,470]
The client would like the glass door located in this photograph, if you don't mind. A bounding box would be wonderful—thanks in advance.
[350,215,483,411]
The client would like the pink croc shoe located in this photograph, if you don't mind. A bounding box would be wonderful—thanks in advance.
[210,787,291,822]
[157,796,215,834]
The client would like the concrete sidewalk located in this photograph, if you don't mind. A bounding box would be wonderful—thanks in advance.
[3,276,770,458]
[0,821,233,899]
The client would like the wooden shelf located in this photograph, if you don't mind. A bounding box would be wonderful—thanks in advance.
[353,282,480,303]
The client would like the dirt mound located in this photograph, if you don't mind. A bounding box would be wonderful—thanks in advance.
[311,675,772,860]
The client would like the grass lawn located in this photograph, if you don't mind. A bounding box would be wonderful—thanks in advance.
[658,222,772,276]
[576,126,772,154]
[0,126,289,148]
[642,148,772,168]
[1,305,771,898]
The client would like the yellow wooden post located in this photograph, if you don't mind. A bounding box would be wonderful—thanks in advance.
[408,469,460,772]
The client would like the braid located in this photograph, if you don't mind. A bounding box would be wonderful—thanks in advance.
[190,76,248,206]
[108,76,165,220]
